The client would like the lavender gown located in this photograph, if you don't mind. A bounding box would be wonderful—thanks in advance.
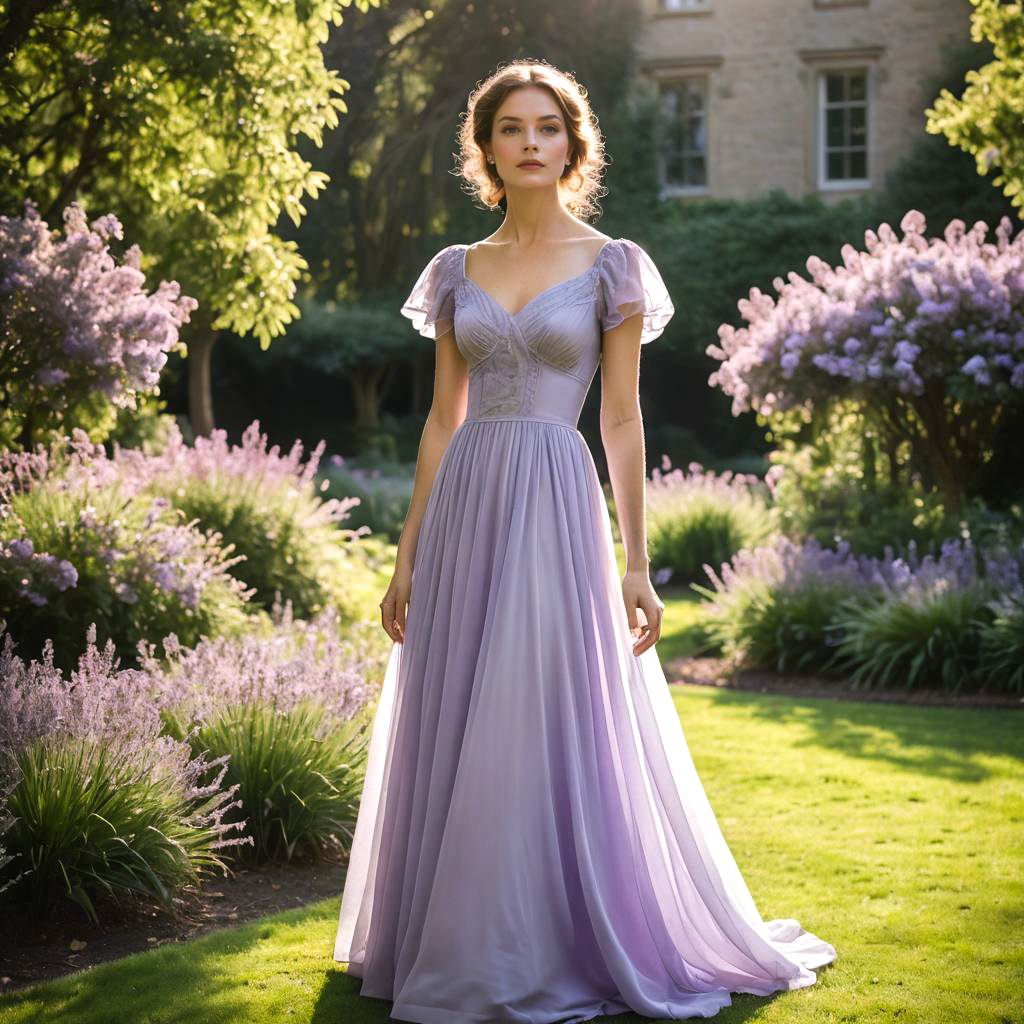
[333,238,837,1022]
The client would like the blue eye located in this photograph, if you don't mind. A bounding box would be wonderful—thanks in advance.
[501,124,560,134]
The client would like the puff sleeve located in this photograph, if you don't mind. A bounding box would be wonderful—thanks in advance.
[400,245,459,339]
[597,239,675,344]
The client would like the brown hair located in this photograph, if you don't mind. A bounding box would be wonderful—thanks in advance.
[455,59,608,221]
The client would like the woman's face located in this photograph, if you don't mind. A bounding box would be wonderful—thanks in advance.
[486,85,571,190]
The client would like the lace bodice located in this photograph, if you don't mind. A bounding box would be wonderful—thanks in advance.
[400,238,674,426]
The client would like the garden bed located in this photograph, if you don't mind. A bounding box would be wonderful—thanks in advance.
[0,853,345,995]
[665,655,1024,709]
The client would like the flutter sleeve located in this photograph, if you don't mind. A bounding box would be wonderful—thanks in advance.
[597,239,675,344]
[400,245,459,339]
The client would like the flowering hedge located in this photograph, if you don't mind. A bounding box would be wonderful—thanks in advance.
[112,419,367,620]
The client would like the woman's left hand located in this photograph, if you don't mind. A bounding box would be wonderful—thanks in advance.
[621,569,664,656]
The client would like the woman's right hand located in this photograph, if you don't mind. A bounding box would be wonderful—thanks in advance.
[379,566,413,643]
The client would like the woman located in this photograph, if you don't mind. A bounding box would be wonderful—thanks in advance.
[333,58,836,1023]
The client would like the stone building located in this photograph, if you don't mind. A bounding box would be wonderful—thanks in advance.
[636,0,973,202]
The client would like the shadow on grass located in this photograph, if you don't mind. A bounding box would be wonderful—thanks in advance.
[698,686,1024,782]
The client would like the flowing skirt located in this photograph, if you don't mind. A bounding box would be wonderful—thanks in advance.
[334,416,836,1023]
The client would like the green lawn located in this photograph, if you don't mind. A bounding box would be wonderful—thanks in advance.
[1,683,1020,1024]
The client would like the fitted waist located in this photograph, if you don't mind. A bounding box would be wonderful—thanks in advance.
[460,414,582,433]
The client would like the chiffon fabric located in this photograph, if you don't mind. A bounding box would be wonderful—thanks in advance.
[333,237,836,1023]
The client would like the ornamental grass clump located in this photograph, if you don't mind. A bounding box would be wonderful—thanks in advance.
[113,419,367,621]
[0,430,254,673]
[645,456,776,582]
[137,602,381,865]
[0,625,248,924]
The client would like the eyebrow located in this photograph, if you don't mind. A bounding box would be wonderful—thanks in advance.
[497,114,562,124]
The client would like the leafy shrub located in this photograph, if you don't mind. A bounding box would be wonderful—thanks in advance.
[139,603,381,864]
[767,401,952,556]
[0,626,246,922]
[830,588,989,692]
[707,210,1024,517]
[323,451,415,543]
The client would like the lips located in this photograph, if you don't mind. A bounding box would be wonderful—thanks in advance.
[518,161,544,168]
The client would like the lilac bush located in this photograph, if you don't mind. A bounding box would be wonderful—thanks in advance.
[0,624,248,921]
[645,456,776,582]
[0,200,198,449]
[707,211,1024,514]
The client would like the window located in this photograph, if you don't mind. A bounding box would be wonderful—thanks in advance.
[818,69,869,186]
[658,0,712,11]
[658,78,708,190]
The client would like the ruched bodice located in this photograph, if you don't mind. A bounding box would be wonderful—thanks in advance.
[400,238,676,428]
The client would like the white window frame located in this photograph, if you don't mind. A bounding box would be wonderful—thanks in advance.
[656,0,712,13]
[656,75,710,197]
[817,67,870,189]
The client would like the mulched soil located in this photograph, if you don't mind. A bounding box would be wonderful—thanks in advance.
[664,655,1024,709]
[2,658,1017,996]
[0,853,346,996]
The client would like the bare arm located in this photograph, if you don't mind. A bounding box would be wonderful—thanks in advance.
[598,314,664,655]
[381,328,468,642]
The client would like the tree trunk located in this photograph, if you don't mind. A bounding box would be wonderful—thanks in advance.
[187,319,218,438]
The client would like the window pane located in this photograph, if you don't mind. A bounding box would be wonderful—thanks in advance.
[826,108,844,147]
[849,105,866,142]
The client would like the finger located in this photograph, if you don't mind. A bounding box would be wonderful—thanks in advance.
[625,605,638,632]
[380,599,396,641]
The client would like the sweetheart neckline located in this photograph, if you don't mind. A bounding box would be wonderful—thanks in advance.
[460,239,620,321]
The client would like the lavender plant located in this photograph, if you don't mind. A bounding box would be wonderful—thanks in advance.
[0,430,255,672]
[694,536,888,674]
[827,540,1021,692]
[112,419,368,621]
[707,210,1024,516]
[696,534,1024,692]
[0,201,197,450]
[0,625,249,922]
[136,602,383,864]
[978,591,1024,692]
[645,456,776,583]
